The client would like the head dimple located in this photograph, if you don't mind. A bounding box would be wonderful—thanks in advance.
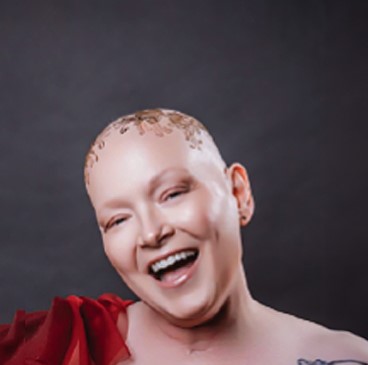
[84,108,216,185]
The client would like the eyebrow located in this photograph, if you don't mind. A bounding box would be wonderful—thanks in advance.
[98,167,191,213]
[147,167,191,194]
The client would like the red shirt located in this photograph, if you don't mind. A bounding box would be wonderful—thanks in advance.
[0,294,133,365]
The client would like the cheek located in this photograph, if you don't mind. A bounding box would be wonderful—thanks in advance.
[102,234,136,274]
[172,190,225,237]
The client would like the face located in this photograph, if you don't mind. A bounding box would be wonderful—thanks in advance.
[87,125,251,326]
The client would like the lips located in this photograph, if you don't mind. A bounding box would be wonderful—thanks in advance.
[147,248,199,282]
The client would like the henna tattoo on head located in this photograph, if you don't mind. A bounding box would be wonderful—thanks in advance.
[84,108,209,184]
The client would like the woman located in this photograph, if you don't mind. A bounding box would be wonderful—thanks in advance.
[1,109,367,365]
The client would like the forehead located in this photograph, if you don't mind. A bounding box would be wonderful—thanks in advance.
[85,109,209,184]
[92,126,197,172]
[86,125,223,208]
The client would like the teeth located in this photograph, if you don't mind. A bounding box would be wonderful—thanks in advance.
[151,250,196,273]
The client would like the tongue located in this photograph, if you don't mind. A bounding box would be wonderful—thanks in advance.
[161,262,194,283]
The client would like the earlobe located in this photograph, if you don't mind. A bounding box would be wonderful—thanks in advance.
[227,163,255,226]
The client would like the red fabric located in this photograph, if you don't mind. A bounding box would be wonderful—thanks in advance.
[0,294,133,365]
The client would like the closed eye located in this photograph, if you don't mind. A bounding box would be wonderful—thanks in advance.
[104,217,128,232]
[114,217,127,225]
[164,188,189,201]
[167,191,184,199]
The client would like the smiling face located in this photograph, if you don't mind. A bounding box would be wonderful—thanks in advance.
[86,110,253,327]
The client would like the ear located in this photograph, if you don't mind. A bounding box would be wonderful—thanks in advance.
[226,163,255,226]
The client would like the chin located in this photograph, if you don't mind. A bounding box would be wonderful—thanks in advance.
[160,287,223,327]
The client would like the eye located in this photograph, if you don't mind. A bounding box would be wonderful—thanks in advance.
[113,217,127,226]
[167,191,183,199]
[163,187,188,201]
[104,216,127,232]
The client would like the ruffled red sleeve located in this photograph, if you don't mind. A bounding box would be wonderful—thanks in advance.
[0,293,133,365]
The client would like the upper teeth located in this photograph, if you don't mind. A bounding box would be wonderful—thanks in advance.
[150,250,196,273]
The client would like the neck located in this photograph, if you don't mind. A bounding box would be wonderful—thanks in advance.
[143,266,256,352]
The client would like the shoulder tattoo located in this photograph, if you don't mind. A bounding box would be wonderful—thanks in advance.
[298,359,368,365]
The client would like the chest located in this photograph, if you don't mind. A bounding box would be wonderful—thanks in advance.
[119,337,302,365]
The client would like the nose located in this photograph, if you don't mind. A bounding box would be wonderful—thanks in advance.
[137,207,175,248]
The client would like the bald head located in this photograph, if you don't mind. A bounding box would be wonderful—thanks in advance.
[84,108,226,186]
[83,109,254,324]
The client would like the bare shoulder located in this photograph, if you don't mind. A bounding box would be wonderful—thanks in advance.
[281,310,368,361]
[307,327,368,358]
[259,305,368,363]
[117,301,140,340]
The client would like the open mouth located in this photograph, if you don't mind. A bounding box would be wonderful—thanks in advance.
[148,249,199,282]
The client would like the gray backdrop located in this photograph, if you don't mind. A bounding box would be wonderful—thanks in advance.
[1,1,367,339]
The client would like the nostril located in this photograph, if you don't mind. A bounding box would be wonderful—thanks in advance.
[139,222,175,248]
[159,224,175,242]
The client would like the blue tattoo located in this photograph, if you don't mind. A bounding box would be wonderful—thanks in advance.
[298,360,368,365]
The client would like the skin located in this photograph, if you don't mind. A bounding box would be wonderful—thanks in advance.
[86,111,368,365]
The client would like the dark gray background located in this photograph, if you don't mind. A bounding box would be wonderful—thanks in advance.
[1,0,367,339]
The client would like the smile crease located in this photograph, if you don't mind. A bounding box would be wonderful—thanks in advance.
[149,249,198,280]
